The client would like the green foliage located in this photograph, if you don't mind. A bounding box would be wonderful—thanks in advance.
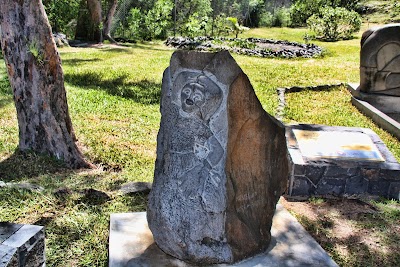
[43,0,80,37]
[175,0,212,36]
[259,12,274,27]
[289,0,362,27]
[274,8,291,27]
[226,17,249,38]
[126,8,142,40]
[28,40,45,65]
[123,0,173,40]
[307,7,361,41]
[210,14,231,37]
[143,0,174,40]
[290,0,326,27]
[259,8,291,28]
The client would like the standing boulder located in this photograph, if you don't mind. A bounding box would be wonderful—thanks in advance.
[147,50,289,264]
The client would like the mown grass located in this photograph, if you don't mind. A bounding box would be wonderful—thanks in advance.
[0,26,399,266]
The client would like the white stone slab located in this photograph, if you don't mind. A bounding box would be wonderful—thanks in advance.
[293,129,385,161]
[109,204,338,267]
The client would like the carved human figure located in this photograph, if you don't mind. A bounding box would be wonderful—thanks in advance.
[169,72,225,212]
[148,70,231,262]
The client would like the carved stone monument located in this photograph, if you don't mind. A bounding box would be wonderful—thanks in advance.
[359,24,400,97]
[147,50,289,264]
[349,24,400,139]
[353,24,400,114]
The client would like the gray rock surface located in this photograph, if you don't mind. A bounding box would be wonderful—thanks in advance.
[147,50,289,264]
[120,182,152,195]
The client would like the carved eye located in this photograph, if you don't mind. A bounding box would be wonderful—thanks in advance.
[193,91,204,102]
[182,87,191,96]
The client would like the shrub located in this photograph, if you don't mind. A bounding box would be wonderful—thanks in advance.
[123,0,173,41]
[290,0,327,27]
[289,0,362,27]
[226,17,249,38]
[259,8,291,28]
[259,12,274,27]
[274,8,291,27]
[211,14,231,36]
[307,7,361,41]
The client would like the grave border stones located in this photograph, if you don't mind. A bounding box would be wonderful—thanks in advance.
[286,124,400,200]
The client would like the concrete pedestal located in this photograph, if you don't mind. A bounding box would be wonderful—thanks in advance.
[0,223,45,267]
[109,204,338,267]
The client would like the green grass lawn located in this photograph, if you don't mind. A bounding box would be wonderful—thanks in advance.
[0,26,399,266]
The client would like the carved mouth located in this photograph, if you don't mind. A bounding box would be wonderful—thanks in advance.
[186,99,194,106]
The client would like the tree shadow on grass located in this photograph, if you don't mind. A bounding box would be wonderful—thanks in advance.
[64,71,161,105]
[0,98,13,109]
[0,150,70,183]
[288,198,400,267]
[61,58,101,66]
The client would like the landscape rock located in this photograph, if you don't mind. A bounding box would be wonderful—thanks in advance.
[0,182,44,192]
[0,223,45,267]
[120,182,152,195]
[165,36,323,59]
[147,50,289,264]
[53,33,69,47]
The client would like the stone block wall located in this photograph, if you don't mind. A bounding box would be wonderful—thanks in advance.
[286,124,400,200]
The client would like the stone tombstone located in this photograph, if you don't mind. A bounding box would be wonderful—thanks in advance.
[358,24,400,96]
[147,50,289,264]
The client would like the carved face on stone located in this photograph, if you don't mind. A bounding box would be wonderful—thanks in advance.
[178,74,223,121]
[181,82,206,114]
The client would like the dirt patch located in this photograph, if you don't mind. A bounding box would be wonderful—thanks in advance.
[280,197,400,266]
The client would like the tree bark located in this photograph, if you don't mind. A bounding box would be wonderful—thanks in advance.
[75,0,103,42]
[87,0,103,42]
[0,0,93,169]
[103,0,118,43]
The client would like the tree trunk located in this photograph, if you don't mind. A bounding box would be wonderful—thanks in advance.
[103,0,118,43]
[87,0,103,42]
[0,0,93,169]
[75,0,89,40]
[75,0,103,42]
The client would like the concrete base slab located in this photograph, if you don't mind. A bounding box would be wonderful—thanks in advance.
[109,204,338,267]
[347,83,400,140]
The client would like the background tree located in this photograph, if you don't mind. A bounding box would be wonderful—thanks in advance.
[174,0,212,36]
[75,0,119,42]
[103,0,119,42]
[0,0,92,168]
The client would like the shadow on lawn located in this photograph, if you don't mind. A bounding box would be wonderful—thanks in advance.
[0,150,70,182]
[290,198,400,267]
[0,98,12,109]
[64,71,161,104]
[61,58,101,65]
